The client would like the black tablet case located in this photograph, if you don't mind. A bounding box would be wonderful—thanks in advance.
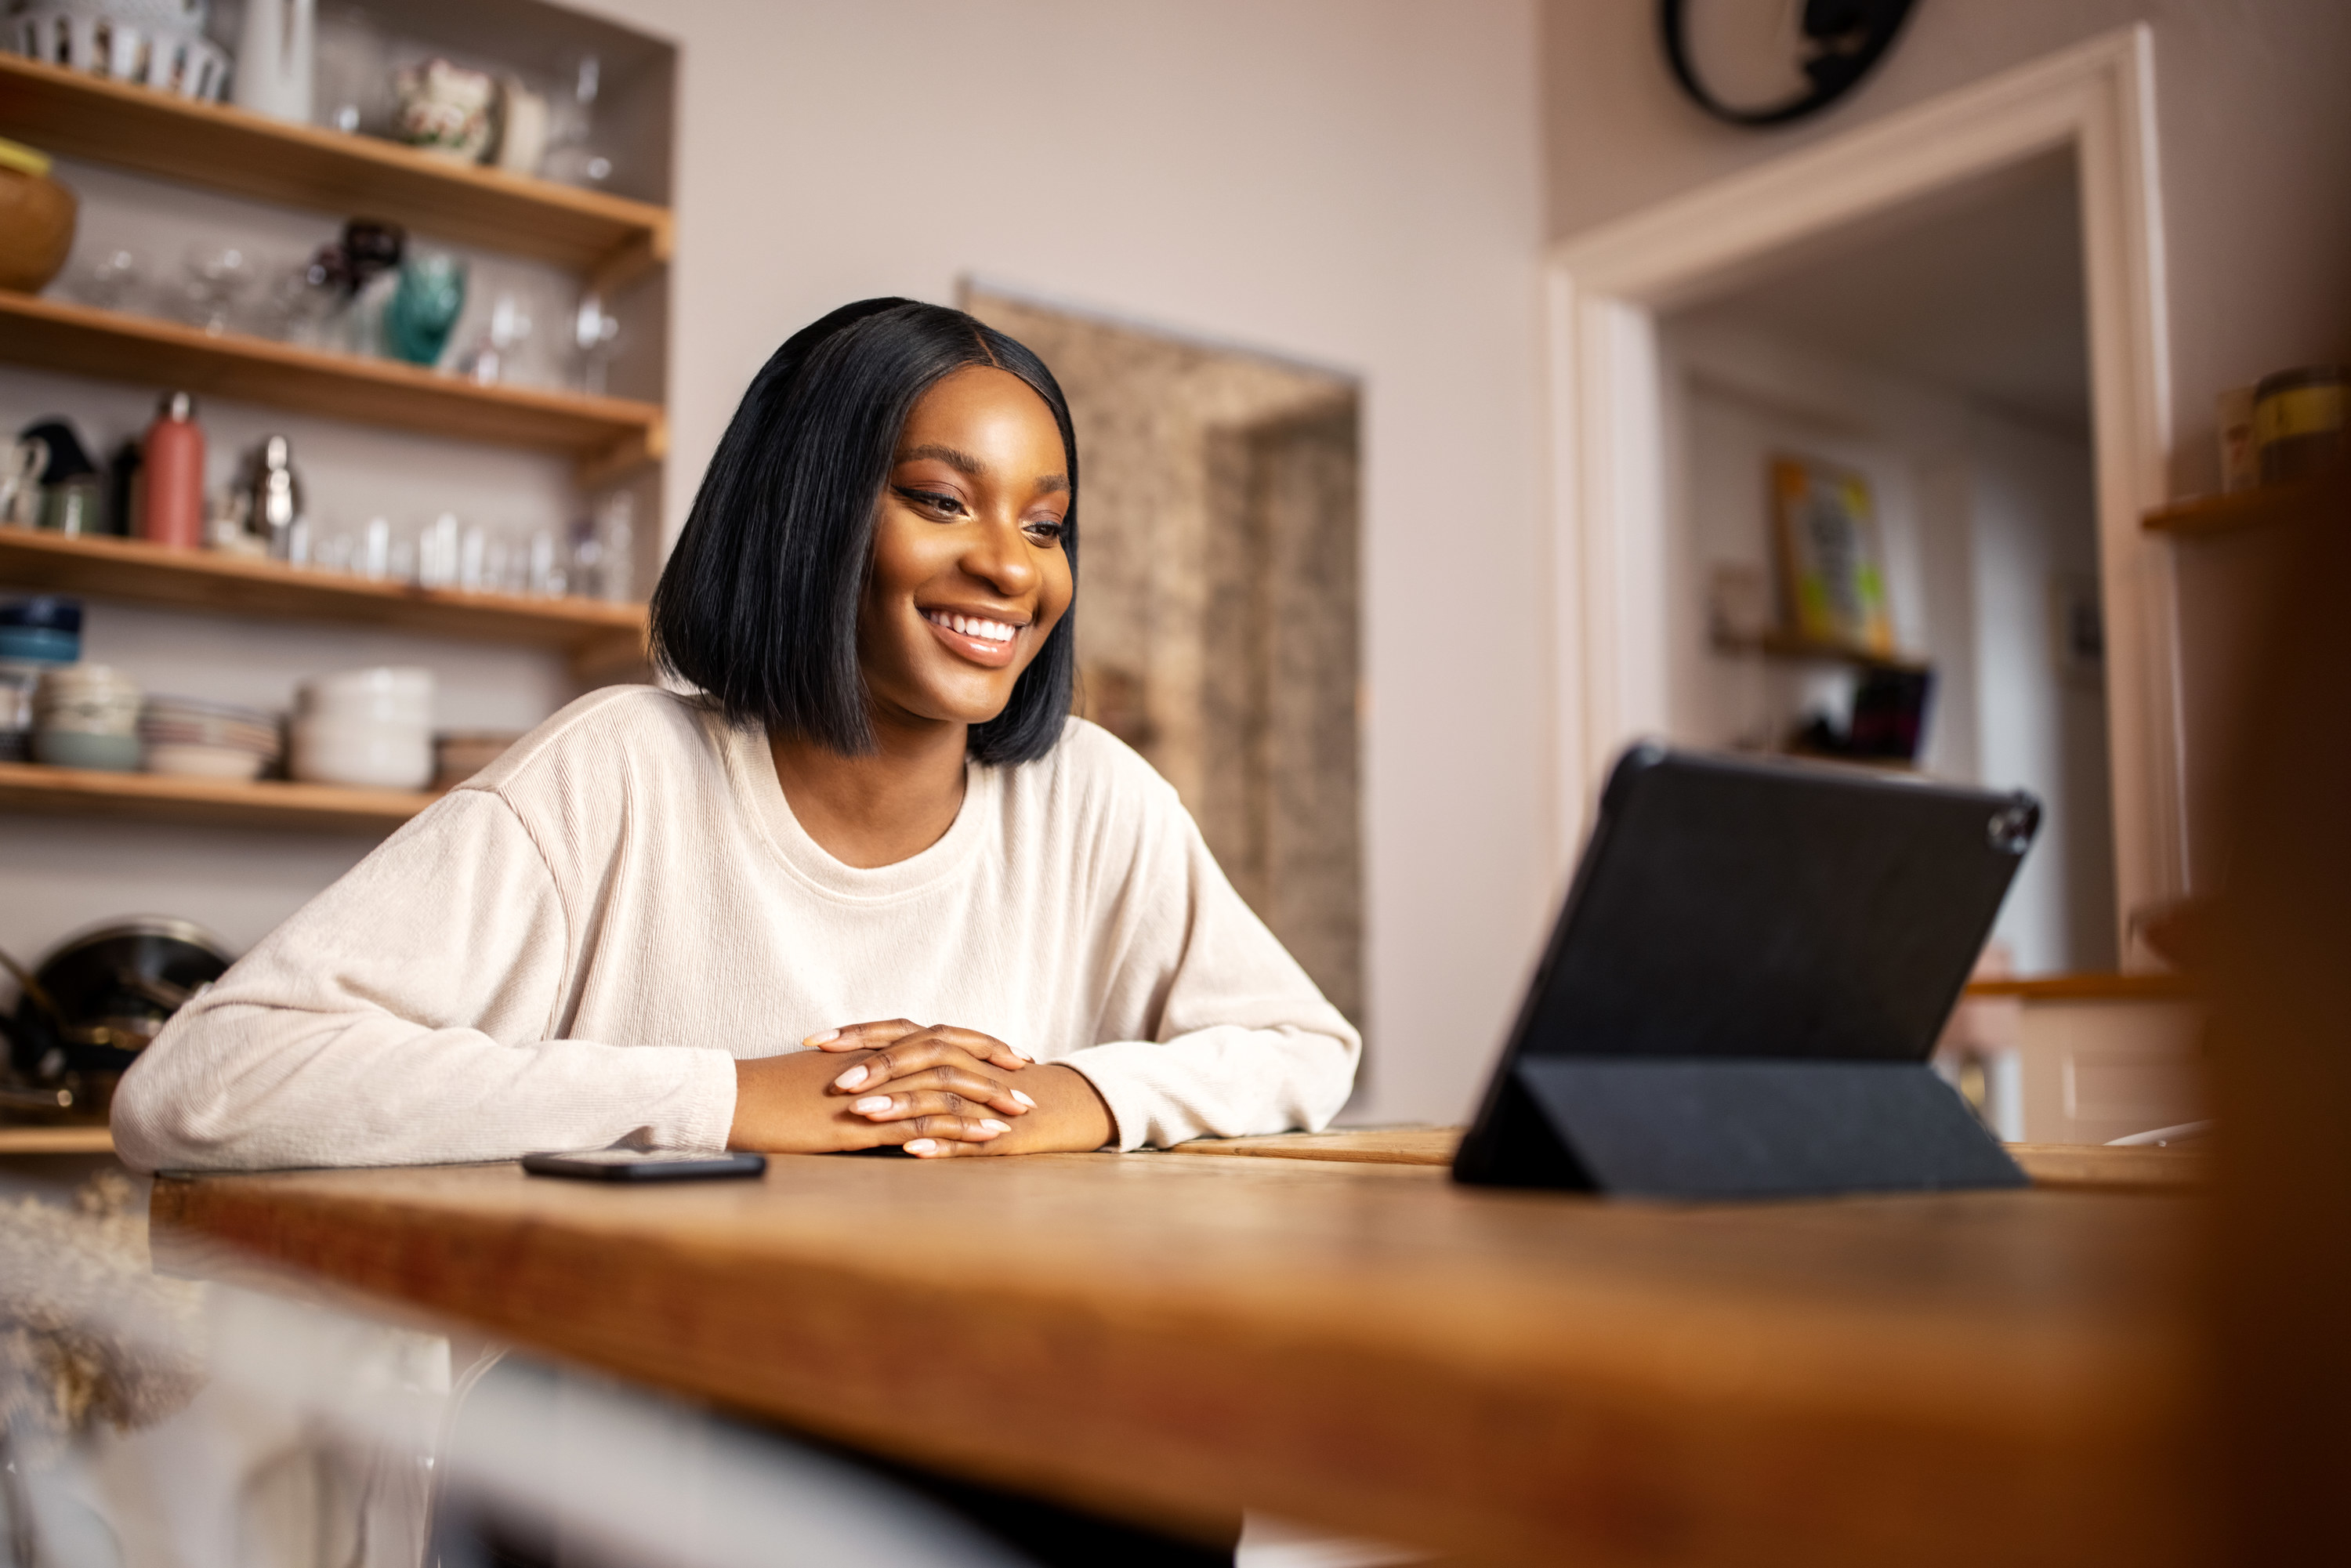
[1452,744,2037,1200]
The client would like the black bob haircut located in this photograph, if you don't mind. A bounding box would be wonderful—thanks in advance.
[649,298,1079,766]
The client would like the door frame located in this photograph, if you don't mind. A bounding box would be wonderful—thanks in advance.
[1542,24,2175,959]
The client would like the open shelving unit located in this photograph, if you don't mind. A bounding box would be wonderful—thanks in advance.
[0,9,676,841]
[0,52,671,291]
[0,293,665,483]
[0,759,433,835]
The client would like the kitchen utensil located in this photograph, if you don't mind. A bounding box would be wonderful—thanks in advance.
[292,666,433,788]
[2,915,234,1122]
[241,434,305,558]
[0,138,77,294]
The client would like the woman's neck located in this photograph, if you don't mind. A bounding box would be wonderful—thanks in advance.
[768,716,969,870]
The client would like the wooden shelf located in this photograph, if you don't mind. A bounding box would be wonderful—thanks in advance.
[0,759,435,835]
[0,292,665,481]
[0,527,647,675]
[2143,485,2313,538]
[0,53,671,291]
[1712,628,1931,674]
[1965,972,2199,1002]
[0,1125,114,1155]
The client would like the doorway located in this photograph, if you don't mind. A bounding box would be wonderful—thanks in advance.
[1542,27,2172,972]
[1661,150,2114,972]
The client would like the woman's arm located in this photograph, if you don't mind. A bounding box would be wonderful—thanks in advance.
[109,791,735,1173]
[1044,768,1362,1150]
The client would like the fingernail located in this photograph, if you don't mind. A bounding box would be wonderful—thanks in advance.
[853,1095,891,1114]
[805,1027,840,1045]
[834,1066,868,1089]
[1017,1051,1036,1062]
[980,1119,1010,1133]
[1011,1091,1038,1108]
[905,1139,937,1155]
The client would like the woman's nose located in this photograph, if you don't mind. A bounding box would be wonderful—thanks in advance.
[960,514,1039,596]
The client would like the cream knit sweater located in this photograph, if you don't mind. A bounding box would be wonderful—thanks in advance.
[111,688,1360,1173]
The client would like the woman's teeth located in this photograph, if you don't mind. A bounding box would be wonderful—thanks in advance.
[924,610,1017,644]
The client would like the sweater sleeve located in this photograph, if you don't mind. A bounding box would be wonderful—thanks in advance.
[110,789,738,1174]
[1055,779,1361,1150]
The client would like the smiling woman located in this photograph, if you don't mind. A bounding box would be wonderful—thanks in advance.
[110,299,1361,1174]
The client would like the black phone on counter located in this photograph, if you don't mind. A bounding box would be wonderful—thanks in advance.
[521,1149,767,1182]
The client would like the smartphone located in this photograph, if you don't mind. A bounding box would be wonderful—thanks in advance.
[521,1149,768,1182]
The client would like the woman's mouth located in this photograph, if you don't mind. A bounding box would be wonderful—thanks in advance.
[920,607,1024,668]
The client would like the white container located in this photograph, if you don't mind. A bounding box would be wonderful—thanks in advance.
[296,666,433,727]
[290,717,432,790]
[146,742,266,780]
[232,0,315,122]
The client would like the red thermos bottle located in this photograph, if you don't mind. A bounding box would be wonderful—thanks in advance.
[139,391,205,549]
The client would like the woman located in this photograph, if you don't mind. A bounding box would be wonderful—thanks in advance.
[112,299,1360,1173]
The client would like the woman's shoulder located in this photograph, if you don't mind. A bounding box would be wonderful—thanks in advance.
[995,716,1186,838]
[461,685,724,799]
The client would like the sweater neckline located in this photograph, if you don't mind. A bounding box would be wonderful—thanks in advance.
[722,719,995,902]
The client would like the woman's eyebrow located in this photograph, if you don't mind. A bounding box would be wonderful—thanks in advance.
[898,443,986,476]
[898,444,1068,496]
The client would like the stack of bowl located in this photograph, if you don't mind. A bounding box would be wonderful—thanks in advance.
[1,596,82,763]
[291,667,435,790]
[33,664,143,771]
[140,695,282,780]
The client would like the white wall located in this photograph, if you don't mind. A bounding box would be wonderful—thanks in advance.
[5,1,1550,1126]
[1662,319,2114,975]
[544,0,1552,1124]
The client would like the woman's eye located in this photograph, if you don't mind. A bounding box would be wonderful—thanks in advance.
[898,487,965,516]
[1023,520,1066,545]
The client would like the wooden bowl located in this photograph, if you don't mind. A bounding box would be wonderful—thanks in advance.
[0,161,78,294]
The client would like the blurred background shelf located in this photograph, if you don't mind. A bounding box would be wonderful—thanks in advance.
[2141,486,2311,538]
[0,759,436,835]
[0,1124,114,1154]
[0,293,665,481]
[1711,628,1932,674]
[0,52,671,289]
[0,529,647,675]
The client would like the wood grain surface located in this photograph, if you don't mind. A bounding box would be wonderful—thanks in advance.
[0,294,665,479]
[0,528,647,667]
[0,760,432,835]
[153,1153,2199,1568]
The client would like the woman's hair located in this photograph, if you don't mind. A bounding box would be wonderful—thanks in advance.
[650,298,1079,766]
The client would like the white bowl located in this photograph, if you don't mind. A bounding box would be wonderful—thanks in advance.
[145,742,267,780]
[290,719,433,791]
[297,667,435,728]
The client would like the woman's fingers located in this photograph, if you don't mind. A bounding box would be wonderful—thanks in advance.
[847,1067,1031,1117]
[806,1020,1034,1072]
[879,1112,1011,1154]
[849,1087,1023,1126]
[826,1034,1034,1098]
[803,1018,923,1052]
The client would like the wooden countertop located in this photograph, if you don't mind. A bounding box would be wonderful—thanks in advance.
[154,1147,2200,1567]
[1174,1127,2212,1190]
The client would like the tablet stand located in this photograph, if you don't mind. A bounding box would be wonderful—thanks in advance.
[1454,1056,2027,1200]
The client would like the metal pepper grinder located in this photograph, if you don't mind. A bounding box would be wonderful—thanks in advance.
[245,435,306,562]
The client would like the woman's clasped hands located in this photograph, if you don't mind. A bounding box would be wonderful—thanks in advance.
[726,1019,1114,1157]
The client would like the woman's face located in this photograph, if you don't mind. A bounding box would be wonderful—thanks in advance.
[859,366,1074,734]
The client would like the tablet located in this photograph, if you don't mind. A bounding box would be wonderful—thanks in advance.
[1452,743,2038,1198]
